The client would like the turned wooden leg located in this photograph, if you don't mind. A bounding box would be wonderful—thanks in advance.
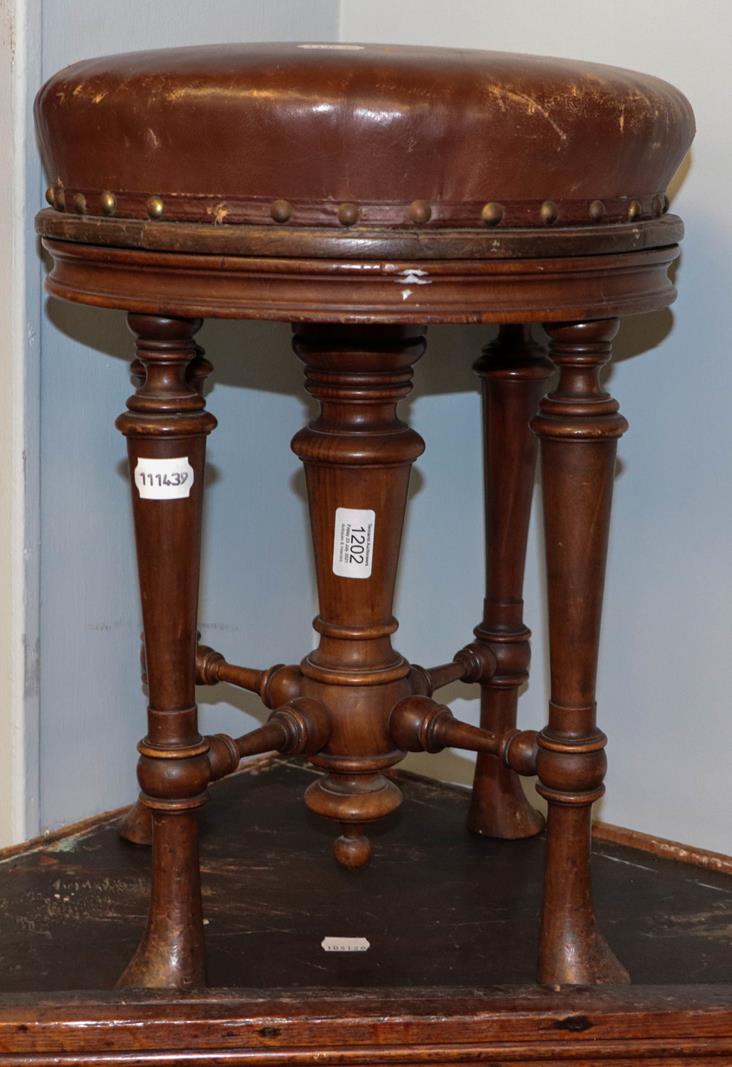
[465,325,552,839]
[119,346,213,851]
[115,314,216,989]
[291,325,425,868]
[531,319,629,986]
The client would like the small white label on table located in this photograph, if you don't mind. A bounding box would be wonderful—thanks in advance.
[134,457,194,500]
[321,936,370,952]
[332,507,375,579]
[298,43,365,51]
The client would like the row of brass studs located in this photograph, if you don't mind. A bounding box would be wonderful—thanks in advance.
[45,186,670,226]
[480,195,668,226]
[278,195,670,226]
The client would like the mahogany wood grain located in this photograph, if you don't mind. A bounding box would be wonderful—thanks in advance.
[291,325,426,869]
[115,314,216,989]
[390,695,540,777]
[0,987,730,1066]
[532,319,630,986]
[463,325,552,839]
[39,238,680,325]
[79,311,673,989]
[1,986,730,1065]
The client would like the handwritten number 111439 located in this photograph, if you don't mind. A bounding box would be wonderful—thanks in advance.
[137,470,189,489]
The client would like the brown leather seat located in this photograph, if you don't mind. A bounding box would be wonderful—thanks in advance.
[36,42,693,233]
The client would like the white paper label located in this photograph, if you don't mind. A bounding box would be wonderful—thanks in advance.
[321,936,370,952]
[134,457,194,500]
[332,507,375,579]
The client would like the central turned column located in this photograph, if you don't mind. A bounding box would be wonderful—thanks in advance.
[291,325,425,868]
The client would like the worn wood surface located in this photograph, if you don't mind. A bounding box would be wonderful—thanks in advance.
[39,238,681,325]
[36,208,685,260]
[593,822,732,877]
[1,984,731,1065]
[0,762,729,994]
[0,763,729,1064]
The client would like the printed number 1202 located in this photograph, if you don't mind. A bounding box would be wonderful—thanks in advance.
[347,526,367,565]
[332,507,375,579]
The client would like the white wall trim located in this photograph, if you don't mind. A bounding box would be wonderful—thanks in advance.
[0,0,42,844]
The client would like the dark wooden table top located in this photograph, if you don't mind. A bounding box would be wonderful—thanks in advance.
[0,761,729,994]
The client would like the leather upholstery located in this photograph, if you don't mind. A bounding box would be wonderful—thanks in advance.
[35,42,694,231]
